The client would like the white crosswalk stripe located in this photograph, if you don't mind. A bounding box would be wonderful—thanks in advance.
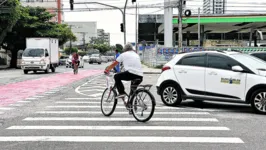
[1,77,244,145]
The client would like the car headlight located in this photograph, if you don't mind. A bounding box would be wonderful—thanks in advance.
[21,60,25,64]
[40,60,45,64]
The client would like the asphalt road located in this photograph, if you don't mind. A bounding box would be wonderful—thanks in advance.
[0,62,265,150]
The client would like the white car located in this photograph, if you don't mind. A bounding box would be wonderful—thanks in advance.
[156,50,266,114]
[66,55,84,68]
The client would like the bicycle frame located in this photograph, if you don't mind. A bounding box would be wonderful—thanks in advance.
[105,73,152,107]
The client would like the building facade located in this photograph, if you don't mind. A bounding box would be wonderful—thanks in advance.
[97,29,110,45]
[203,0,226,14]
[65,22,98,46]
[20,0,63,23]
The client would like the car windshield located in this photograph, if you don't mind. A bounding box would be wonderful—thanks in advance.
[23,48,44,57]
[230,53,266,70]
[60,56,67,59]
[91,54,100,57]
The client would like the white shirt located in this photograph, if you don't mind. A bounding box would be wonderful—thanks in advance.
[116,51,143,77]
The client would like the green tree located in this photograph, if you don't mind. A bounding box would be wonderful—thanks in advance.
[89,37,105,45]
[91,44,110,54]
[1,6,76,68]
[64,47,78,55]
[0,0,20,45]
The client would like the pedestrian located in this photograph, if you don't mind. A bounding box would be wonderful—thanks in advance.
[114,50,120,73]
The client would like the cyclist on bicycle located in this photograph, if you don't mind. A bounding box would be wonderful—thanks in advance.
[104,43,143,99]
[72,52,80,68]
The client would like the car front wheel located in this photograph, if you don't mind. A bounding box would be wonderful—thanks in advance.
[251,89,266,114]
[160,84,182,106]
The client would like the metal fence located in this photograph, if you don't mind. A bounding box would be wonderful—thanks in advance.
[139,45,266,67]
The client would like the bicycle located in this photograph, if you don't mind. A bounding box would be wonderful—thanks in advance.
[73,63,78,74]
[100,71,156,122]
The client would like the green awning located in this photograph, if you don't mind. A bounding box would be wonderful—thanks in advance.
[173,16,266,24]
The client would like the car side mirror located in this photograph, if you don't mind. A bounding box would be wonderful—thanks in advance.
[232,65,244,72]
[45,54,49,57]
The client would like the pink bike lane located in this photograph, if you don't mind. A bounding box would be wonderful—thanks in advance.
[0,70,102,107]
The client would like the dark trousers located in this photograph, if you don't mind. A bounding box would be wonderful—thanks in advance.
[114,71,143,95]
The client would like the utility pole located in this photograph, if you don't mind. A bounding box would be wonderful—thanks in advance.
[69,25,73,54]
[82,32,86,51]
[178,0,183,51]
[135,2,138,52]
[198,7,200,47]
[124,0,129,45]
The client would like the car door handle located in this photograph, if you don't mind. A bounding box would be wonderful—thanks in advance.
[208,72,217,75]
[178,70,187,73]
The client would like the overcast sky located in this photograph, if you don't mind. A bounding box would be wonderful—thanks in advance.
[63,0,266,45]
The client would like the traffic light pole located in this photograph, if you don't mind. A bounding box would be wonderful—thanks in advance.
[178,0,183,52]
[74,1,127,45]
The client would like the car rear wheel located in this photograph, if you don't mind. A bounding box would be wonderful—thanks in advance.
[251,89,266,114]
[160,84,182,106]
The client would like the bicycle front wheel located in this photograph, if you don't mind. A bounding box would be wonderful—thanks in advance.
[101,88,117,116]
[131,89,156,122]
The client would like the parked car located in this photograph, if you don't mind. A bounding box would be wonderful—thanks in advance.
[101,56,108,63]
[66,55,84,68]
[89,54,102,64]
[250,52,266,62]
[82,55,90,63]
[156,50,266,114]
[59,56,68,65]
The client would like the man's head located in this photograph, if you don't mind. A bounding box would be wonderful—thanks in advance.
[123,43,134,52]
[115,50,118,53]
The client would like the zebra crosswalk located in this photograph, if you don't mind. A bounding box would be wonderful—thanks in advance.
[0,96,244,145]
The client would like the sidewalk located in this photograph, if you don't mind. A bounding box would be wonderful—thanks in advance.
[0,65,9,70]
[142,64,161,74]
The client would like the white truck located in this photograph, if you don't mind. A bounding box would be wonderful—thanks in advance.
[21,38,59,74]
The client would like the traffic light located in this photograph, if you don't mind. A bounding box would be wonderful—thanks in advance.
[120,23,124,32]
[70,0,74,10]
[132,0,136,3]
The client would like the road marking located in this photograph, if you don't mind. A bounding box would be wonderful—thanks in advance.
[9,104,23,107]
[45,92,56,94]
[65,98,100,100]
[33,96,44,98]
[26,98,37,100]
[7,126,229,131]
[18,101,31,103]
[50,89,60,91]
[0,136,244,143]
[46,105,183,110]
[79,89,104,92]
[23,117,218,122]
[0,112,4,114]
[87,93,102,97]
[0,107,14,110]
[55,101,101,104]
[35,111,210,115]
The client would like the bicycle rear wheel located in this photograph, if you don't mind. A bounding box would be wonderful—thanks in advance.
[101,88,117,116]
[131,89,155,122]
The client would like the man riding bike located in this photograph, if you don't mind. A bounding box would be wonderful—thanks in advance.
[104,43,143,99]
